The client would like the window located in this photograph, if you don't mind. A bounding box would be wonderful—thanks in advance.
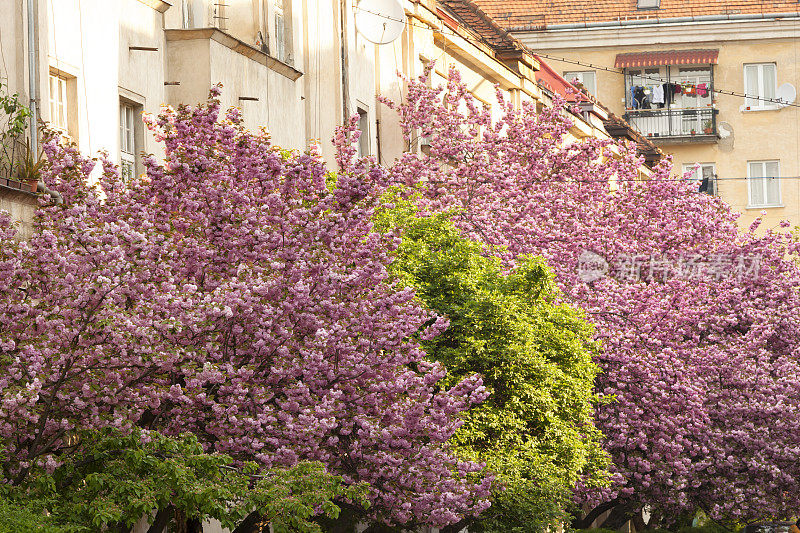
[49,74,68,132]
[272,0,293,63]
[744,63,777,109]
[674,67,712,109]
[357,106,370,157]
[682,163,716,195]
[119,103,137,182]
[180,0,192,28]
[274,0,285,62]
[564,71,596,96]
[748,160,781,207]
[637,0,660,8]
[212,0,227,31]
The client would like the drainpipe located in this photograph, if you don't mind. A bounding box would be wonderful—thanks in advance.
[339,0,351,125]
[27,0,62,204]
[26,0,38,155]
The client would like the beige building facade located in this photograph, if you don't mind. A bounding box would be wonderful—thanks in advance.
[2,0,656,243]
[473,2,800,230]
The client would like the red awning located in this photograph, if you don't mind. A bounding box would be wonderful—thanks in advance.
[615,49,719,68]
[533,55,591,102]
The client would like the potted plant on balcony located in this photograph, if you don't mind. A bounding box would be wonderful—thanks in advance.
[690,128,696,135]
[15,139,44,193]
[703,120,713,135]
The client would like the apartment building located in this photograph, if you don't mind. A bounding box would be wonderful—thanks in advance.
[473,0,800,230]
[2,0,657,242]
[377,0,660,171]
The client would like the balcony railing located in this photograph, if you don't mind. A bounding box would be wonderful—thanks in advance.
[623,108,718,141]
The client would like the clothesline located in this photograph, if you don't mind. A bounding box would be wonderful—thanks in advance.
[627,81,711,110]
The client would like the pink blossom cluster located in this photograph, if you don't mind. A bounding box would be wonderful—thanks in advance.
[0,89,491,526]
[386,65,800,523]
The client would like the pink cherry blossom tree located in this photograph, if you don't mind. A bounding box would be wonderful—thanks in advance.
[0,89,492,530]
[384,65,800,527]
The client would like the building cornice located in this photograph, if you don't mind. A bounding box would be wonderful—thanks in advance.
[164,28,302,81]
[136,0,172,14]
[407,1,541,100]
[512,18,800,50]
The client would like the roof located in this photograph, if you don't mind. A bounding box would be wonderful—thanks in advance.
[435,0,539,71]
[603,112,663,166]
[534,55,663,166]
[471,0,800,30]
[437,0,523,54]
[432,1,663,165]
[534,54,591,102]
[615,49,719,68]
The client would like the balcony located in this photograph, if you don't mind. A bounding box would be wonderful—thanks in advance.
[623,108,719,144]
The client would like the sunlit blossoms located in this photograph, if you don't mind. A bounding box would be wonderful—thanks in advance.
[0,88,491,528]
[386,65,800,526]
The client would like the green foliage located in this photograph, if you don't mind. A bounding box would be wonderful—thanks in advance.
[3,428,367,533]
[0,490,61,532]
[15,139,44,183]
[0,81,31,179]
[378,201,608,532]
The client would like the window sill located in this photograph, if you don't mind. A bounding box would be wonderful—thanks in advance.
[746,204,784,209]
[739,105,781,113]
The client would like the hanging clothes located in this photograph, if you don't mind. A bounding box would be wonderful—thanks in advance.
[634,86,649,109]
[652,84,665,106]
[630,86,639,109]
[683,83,697,96]
[662,83,672,106]
[696,83,709,97]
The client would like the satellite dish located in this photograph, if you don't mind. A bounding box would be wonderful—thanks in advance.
[355,0,406,45]
[776,83,796,107]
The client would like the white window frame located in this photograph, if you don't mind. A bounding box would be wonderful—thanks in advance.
[180,0,191,28]
[119,102,136,182]
[682,162,716,194]
[564,70,597,96]
[357,106,370,157]
[637,0,660,8]
[743,63,778,110]
[682,162,715,183]
[747,160,781,208]
[49,74,68,132]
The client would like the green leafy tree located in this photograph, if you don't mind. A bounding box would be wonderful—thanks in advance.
[0,429,367,533]
[378,205,608,533]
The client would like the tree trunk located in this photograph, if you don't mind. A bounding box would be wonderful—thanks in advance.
[231,511,264,533]
[631,511,647,533]
[572,498,620,530]
[146,507,174,533]
[186,517,203,533]
[603,503,636,532]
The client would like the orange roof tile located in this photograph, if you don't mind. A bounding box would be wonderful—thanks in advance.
[472,0,800,30]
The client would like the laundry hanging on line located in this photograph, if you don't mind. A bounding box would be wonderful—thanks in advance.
[629,82,711,109]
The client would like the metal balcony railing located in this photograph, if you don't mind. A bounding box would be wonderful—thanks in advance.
[623,108,718,140]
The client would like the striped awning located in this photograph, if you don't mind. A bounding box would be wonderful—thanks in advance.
[615,49,719,68]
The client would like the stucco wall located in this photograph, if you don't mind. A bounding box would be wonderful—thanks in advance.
[0,189,38,240]
[514,23,800,231]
